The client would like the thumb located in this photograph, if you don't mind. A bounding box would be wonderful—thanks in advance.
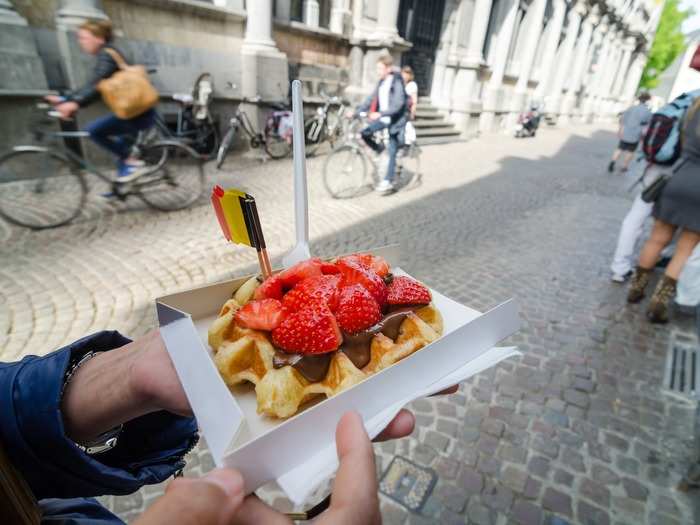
[134,468,245,525]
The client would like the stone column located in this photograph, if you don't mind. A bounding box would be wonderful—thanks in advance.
[0,0,48,91]
[303,0,320,27]
[533,0,567,101]
[329,0,350,34]
[480,0,519,132]
[56,0,108,27]
[581,16,609,120]
[546,2,584,115]
[611,36,635,97]
[372,0,400,41]
[463,0,495,64]
[560,8,596,124]
[241,0,288,103]
[622,51,646,102]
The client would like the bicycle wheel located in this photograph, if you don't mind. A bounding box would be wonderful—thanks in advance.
[264,132,291,159]
[323,145,368,199]
[216,126,237,169]
[397,144,421,186]
[194,117,220,160]
[304,118,326,157]
[137,142,205,211]
[0,149,86,229]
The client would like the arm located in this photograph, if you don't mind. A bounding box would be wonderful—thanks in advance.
[66,49,119,108]
[0,330,197,500]
[356,92,375,115]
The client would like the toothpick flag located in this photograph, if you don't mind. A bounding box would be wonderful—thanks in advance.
[211,185,272,279]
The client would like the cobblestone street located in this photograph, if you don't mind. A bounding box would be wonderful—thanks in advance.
[1,125,698,524]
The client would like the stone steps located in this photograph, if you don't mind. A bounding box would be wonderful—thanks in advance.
[413,99,462,145]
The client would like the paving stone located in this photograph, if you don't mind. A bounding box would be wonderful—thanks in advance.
[467,498,496,525]
[591,464,620,485]
[412,399,434,413]
[437,483,469,513]
[437,401,458,417]
[580,478,611,507]
[542,488,573,518]
[481,418,506,437]
[587,441,612,463]
[381,501,409,525]
[577,500,610,525]
[603,432,630,452]
[502,466,529,493]
[437,419,459,437]
[531,435,560,459]
[482,480,514,512]
[523,477,542,499]
[457,466,483,495]
[553,469,574,487]
[499,444,528,465]
[612,496,645,518]
[477,455,501,476]
[563,389,589,408]
[512,500,543,525]
[424,431,450,452]
[478,434,499,455]
[527,456,551,479]
[616,456,640,476]
[573,377,595,393]
[560,448,586,473]
[543,410,569,428]
[413,443,438,465]
[463,427,481,443]
[621,478,648,501]
[545,398,566,412]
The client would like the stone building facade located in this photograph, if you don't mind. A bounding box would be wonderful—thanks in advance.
[0,0,662,151]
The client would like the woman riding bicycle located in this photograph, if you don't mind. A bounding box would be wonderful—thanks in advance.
[46,20,155,178]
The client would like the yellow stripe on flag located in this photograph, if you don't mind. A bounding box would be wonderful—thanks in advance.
[221,189,252,246]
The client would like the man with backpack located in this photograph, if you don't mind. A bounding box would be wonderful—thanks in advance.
[608,92,652,173]
[610,87,700,283]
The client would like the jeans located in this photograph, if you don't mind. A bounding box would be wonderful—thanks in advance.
[361,119,400,183]
[85,109,155,163]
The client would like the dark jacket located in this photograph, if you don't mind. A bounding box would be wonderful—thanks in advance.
[0,330,198,524]
[358,72,408,135]
[67,46,125,107]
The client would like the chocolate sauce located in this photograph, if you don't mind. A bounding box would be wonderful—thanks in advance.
[272,306,421,380]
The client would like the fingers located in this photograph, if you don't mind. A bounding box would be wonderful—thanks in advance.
[229,495,291,525]
[373,409,415,442]
[135,468,244,525]
[318,411,381,524]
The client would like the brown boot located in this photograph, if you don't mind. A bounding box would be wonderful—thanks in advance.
[646,275,677,323]
[627,266,653,303]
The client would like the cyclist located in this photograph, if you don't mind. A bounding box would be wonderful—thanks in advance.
[349,53,408,195]
[46,19,155,179]
[401,65,418,147]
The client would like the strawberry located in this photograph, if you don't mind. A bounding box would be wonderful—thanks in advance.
[279,258,324,288]
[234,299,286,331]
[320,261,340,274]
[386,276,431,305]
[339,253,390,277]
[337,259,388,306]
[284,274,342,312]
[254,273,285,300]
[272,303,342,354]
[335,284,381,333]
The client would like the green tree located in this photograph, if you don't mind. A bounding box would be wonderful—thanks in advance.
[640,0,695,89]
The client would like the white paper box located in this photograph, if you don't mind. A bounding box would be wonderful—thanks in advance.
[156,247,521,499]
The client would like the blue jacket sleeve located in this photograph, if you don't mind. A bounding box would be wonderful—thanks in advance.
[0,331,198,501]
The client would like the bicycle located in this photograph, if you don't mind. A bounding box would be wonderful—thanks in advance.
[322,115,421,199]
[141,72,220,160]
[304,93,347,157]
[0,103,204,229]
[216,87,292,169]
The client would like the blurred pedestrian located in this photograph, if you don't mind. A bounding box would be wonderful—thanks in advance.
[608,92,652,173]
[401,66,418,146]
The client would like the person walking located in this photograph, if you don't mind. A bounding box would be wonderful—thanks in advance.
[608,92,652,173]
[401,66,418,146]
[352,53,408,195]
[627,96,700,323]
[46,19,156,179]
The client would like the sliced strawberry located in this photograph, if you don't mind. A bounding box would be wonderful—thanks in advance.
[386,276,431,305]
[234,298,286,331]
[296,274,341,309]
[320,261,340,274]
[254,273,285,300]
[337,259,388,306]
[279,258,324,288]
[281,287,322,312]
[339,253,390,277]
[335,284,381,333]
[272,303,342,354]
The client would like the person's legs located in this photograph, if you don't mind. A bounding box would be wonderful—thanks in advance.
[85,114,133,160]
[610,194,654,280]
[609,148,621,172]
[647,229,700,323]
[361,121,387,154]
[628,220,676,303]
[621,151,635,171]
[384,132,399,183]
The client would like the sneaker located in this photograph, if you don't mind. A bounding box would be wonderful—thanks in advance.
[116,164,149,183]
[621,167,628,173]
[607,161,615,173]
[374,179,394,195]
[611,270,633,283]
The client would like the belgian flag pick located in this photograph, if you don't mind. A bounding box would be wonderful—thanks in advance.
[211,185,272,279]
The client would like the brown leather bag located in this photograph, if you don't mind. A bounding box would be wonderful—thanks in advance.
[97,48,159,119]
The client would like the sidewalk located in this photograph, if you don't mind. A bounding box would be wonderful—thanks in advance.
[1,125,697,524]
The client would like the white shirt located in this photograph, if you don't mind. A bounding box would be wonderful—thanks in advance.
[405,81,418,98]
[378,76,393,124]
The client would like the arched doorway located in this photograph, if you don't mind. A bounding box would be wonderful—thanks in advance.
[397,0,447,96]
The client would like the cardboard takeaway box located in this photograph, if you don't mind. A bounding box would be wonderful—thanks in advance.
[156,246,521,503]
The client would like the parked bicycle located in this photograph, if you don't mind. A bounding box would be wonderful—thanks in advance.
[140,72,219,159]
[216,86,292,169]
[304,93,347,157]
[0,102,204,229]
[323,115,421,198]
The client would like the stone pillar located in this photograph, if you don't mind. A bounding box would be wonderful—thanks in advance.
[372,0,400,41]
[241,0,288,103]
[0,0,48,91]
[611,37,635,97]
[463,0,495,64]
[329,0,350,34]
[546,2,584,115]
[581,16,609,120]
[56,0,108,27]
[622,51,646,102]
[480,0,519,132]
[533,0,567,101]
[560,9,596,124]
[303,0,320,27]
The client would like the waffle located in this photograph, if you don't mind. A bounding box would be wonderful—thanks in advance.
[208,280,444,418]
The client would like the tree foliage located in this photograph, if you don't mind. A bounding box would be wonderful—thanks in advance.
[640,0,694,88]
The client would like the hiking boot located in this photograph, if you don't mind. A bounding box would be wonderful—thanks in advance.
[627,266,653,303]
[646,275,677,323]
